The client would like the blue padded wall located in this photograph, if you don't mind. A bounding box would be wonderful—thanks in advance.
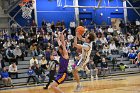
[36,0,75,27]
[9,0,140,27]
[78,0,124,25]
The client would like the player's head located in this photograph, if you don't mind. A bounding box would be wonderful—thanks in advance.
[85,32,96,43]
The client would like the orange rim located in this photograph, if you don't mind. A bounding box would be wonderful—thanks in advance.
[19,0,34,6]
[22,0,30,2]
[19,3,25,7]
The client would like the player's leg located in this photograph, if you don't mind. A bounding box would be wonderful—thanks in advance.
[49,81,64,93]
[94,68,99,80]
[73,67,80,85]
[49,73,67,93]
[73,59,83,85]
[72,67,83,92]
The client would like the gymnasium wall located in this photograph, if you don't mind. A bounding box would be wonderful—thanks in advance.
[78,0,124,25]
[9,0,140,27]
[36,0,124,26]
[36,0,75,27]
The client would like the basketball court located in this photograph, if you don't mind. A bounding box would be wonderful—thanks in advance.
[0,0,140,93]
[1,74,140,93]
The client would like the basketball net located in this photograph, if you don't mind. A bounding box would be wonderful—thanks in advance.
[57,0,62,7]
[19,0,34,19]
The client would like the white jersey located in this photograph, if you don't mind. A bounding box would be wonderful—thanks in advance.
[77,42,93,67]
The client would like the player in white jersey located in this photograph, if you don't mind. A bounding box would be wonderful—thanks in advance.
[73,32,96,92]
[76,42,93,68]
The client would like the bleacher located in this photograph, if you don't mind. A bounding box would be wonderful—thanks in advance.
[0,53,139,88]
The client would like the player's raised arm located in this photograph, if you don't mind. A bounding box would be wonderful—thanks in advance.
[56,36,62,47]
[60,32,69,59]
[73,32,83,50]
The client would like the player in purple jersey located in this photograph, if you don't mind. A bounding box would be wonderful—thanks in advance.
[48,29,69,93]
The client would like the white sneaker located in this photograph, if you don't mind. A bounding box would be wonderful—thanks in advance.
[91,76,94,81]
[35,83,38,86]
[95,75,98,80]
[74,85,82,92]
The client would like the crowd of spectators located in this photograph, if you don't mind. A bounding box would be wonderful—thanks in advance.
[0,19,140,87]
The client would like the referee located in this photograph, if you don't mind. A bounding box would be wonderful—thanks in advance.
[43,54,59,89]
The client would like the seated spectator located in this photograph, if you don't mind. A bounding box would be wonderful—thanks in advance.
[3,40,11,49]
[128,50,137,64]
[127,33,134,43]
[100,35,108,44]
[20,43,28,57]
[119,35,127,44]
[109,41,118,54]
[37,34,44,47]
[30,43,38,56]
[40,27,45,35]
[106,33,113,41]
[18,31,25,43]
[51,21,55,32]
[51,48,58,56]
[0,54,5,72]
[98,26,103,32]
[100,58,108,77]
[1,67,13,87]
[45,32,51,42]
[108,26,113,35]
[45,47,51,62]
[11,39,17,47]
[39,56,47,69]
[38,47,45,56]
[102,43,110,55]
[27,66,38,85]
[113,26,119,36]
[8,63,18,79]
[34,64,46,83]
[95,38,102,49]
[30,56,38,69]
[47,26,53,34]
[13,33,19,42]
[5,47,17,65]
[121,44,129,57]
[87,58,98,80]
[13,45,24,61]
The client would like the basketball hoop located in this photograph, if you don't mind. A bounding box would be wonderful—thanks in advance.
[57,0,62,7]
[19,0,34,19]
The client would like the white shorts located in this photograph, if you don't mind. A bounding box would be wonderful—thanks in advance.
[75,59,88,71]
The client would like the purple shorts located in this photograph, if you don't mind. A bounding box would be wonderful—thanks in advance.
[55,73,67,85]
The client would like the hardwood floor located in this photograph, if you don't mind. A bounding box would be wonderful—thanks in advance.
[1,75,140,93]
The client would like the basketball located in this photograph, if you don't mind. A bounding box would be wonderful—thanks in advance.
[76,26,85,35]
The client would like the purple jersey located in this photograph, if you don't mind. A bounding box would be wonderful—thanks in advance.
[58,56,69,73]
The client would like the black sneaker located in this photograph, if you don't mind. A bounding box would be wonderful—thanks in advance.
[43,87,48,89]
[11,85,14,88]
